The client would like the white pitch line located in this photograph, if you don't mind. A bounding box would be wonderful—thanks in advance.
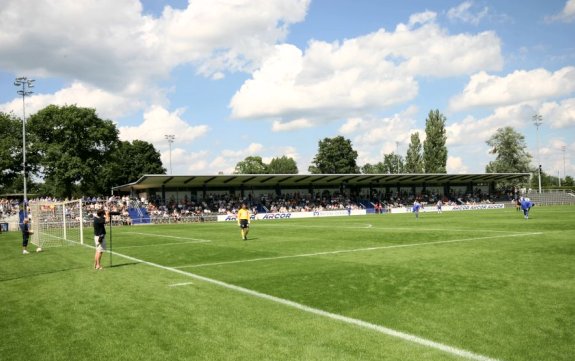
[115,240,211,249]
[91,247,503,361]
[123,231,212,242]
[268,224,533,234]
[168,282,194,287]
[175,232,543,269]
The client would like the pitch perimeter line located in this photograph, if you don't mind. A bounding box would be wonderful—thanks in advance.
[175,232,543,269]
[94,247,502,361]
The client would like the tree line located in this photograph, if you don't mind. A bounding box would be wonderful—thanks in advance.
[1,105,165,199]
[1,105,570,199]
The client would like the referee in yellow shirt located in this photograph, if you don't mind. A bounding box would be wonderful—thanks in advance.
[237,203,250,240]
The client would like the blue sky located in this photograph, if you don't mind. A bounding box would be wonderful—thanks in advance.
[1,0,574,179]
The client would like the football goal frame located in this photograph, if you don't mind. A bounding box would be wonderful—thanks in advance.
[29,199,84,248]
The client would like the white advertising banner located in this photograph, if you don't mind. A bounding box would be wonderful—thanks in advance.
[217,209,366,222]
[216,204,505,222]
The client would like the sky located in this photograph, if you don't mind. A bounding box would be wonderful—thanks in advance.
[1,0,574,179]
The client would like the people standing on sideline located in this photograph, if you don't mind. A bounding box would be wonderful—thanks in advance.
[237,203,251,240]
[93,209,109,269]
[412,201,422,219]
[436,200,443,213]
[520,198,535,219]
[20,217,33,254]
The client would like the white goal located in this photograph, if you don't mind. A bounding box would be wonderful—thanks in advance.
[29,199,84,248]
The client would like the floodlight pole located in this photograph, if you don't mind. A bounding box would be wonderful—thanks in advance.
[165,134,175,175]
[533,114,543,194]
[396,141,400,174]
[562,145,566,183]
[14,77,35,218]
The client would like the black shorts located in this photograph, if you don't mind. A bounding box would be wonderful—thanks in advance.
[239,219,249,229]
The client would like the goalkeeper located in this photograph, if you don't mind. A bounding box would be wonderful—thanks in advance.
[237,203,251,240]
[93,209,109,270]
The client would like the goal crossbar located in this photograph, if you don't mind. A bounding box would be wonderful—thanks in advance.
[29,199,84,248]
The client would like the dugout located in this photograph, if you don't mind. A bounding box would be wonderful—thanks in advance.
[112,173,529,205]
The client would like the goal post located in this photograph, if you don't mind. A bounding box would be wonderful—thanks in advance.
[29,199,84,248]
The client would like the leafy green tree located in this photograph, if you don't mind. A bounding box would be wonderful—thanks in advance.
[404,132,424,173]
[267,156,298,174]
[529,169,554,188]
[0,112,24,193]
[101,140,166,190]
[234,156,268,174]
[485,127,533,174]
[564,175,574,186]
[361,162,386,174]
[382,153,404,174]
[423,110,448,173]
[308,136,359,174]
[28,105,119,198]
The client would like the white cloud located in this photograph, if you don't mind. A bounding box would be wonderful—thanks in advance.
[0,0,310,93]
[545,0,575,23]
[447,1,489,25]
[340,106,419,166]
[272,118,314,131]
[447,156,469,174]
[230,15,502,126]
[447,103,537,147]
[449,67,575,112]
[119,105,209,144]
[539,98,575,128]
[1,82,146,120]
[207,143,265,174]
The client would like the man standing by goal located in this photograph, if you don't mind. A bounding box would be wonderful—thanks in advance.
[20,217,33,254]
[237,203,250,240]
[93,209,109,269]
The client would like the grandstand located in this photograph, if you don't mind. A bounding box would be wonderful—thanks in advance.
[525,189,575,206]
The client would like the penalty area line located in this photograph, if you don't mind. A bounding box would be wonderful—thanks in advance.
[99,248,503,361]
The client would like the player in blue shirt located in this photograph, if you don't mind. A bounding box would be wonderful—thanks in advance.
[412,201,422,219]
[520,198,535,219]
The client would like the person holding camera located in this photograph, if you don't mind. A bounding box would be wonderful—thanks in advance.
[93,208,109,270]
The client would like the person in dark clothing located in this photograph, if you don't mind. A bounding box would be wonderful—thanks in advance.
[93,209,109,269]
[20,218,33,254]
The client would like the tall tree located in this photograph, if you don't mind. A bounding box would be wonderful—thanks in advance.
[361,162,386,174]
[485,127,532,174]
[234,156,268,174]
[267,156,298,174]
[100,140,166,190]
[308,136,359,174]
[382,153,404,174]
[0,112,24,193]
[28,105,119,198]
[404,132,424,173]
[423,110,448,173]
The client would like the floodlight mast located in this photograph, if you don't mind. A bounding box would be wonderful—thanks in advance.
[562,145,566,183]
[165,134,175,175]
[14,77,35,218]
[533,114,543,194]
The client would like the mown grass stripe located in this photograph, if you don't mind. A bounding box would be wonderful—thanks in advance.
[103,247,502,361]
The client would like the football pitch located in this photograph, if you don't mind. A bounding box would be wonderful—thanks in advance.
[1,206,574,361]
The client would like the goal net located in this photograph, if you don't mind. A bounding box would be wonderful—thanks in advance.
[29,199,84,248]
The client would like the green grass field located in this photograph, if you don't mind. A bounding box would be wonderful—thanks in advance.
[1,206,574,361]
